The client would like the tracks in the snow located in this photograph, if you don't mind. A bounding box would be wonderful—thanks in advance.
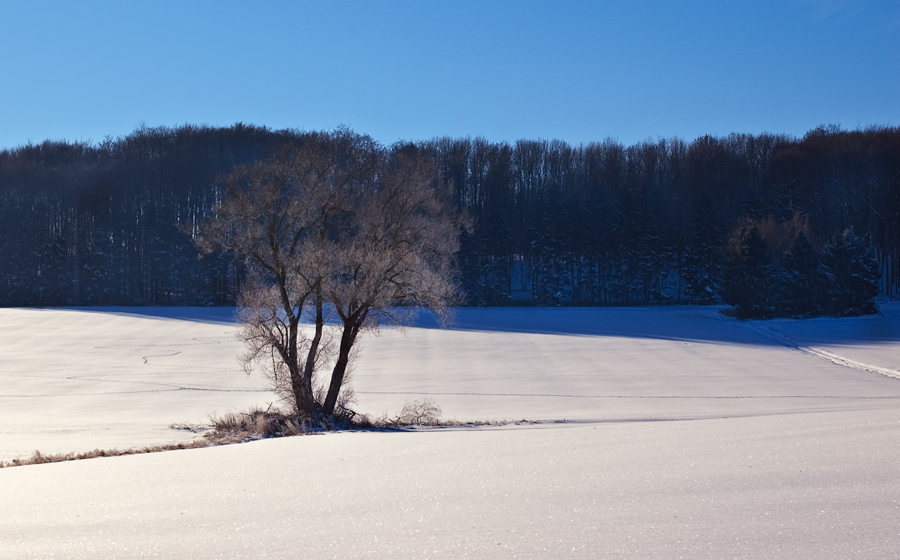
[740,320,900,380]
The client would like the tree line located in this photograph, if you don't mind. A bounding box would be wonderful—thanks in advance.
[0,123,898,308]
[420,127,898,308]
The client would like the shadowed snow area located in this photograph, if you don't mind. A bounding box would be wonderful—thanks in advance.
[2,303,900,558]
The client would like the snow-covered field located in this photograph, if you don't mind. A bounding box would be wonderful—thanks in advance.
[2,304,900,558]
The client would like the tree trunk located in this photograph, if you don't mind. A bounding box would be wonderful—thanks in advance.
[300,292,325,416]
[287,316,314,417]
[322,317,362,416]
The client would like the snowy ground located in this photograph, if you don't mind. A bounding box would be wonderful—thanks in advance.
[2,303,900,558]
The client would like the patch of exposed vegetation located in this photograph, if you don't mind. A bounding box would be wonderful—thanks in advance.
[0,441,211,469]
[0,400,520,469]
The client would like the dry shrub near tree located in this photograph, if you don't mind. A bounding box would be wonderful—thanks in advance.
[198,131,462,419]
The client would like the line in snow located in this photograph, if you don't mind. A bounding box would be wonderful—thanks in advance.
[0,388,271,398]
[355,390,900,400]
[739,320,900,380]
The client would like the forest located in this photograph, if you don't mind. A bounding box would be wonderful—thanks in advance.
[0,123,897,308]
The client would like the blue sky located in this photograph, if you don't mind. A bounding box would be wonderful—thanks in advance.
[1,0,897,149]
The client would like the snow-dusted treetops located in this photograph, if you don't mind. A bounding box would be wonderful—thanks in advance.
[0,124,896,311]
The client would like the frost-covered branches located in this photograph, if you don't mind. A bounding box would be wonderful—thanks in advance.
[199,134,460,418]
[198,131,377,416]
[320,149,461,414]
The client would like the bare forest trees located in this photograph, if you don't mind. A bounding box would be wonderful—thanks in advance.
[2,124,899,307]
[198,132,461,419]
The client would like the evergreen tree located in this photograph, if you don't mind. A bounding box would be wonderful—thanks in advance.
[780,231,825,317]
[721,225,775,318]
[683,193,722,303]
[821,230,880,316]
[683,244,719,303]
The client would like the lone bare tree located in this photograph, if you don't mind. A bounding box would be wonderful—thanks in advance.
[197,130,377,417]
[199,133,460,419]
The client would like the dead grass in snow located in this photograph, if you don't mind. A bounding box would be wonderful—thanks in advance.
[0,399,521,469]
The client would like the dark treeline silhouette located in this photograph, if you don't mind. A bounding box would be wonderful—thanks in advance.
[0,123,898,307]
[420,126,899,307]
[0,124,291,306]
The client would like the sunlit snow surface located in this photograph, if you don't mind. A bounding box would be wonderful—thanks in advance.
[2,304,900,558]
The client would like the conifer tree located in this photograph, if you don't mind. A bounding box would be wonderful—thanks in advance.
[721,225,774,318]
[683,194,722,303]
[821,230,880,316]
[780,231,825,317]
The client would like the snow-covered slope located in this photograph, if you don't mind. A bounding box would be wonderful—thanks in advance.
[356,304,900,422]
[0,307,270,460]
[2,303,900,558]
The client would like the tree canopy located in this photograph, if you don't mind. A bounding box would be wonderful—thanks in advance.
[198,131,461,418]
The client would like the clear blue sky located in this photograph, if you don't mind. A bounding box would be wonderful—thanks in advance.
[1,0,897,149]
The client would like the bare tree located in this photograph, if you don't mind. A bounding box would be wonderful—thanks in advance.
[200,135,460,420]
[198,131,377,417]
